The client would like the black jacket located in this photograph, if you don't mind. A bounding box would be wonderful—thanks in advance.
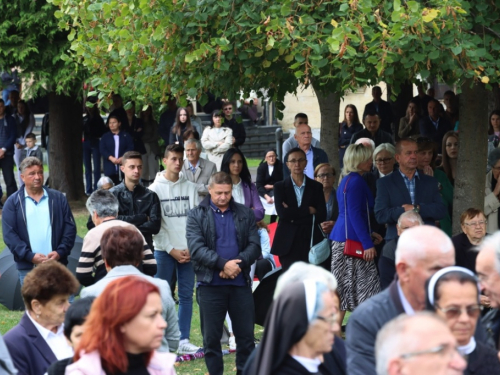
[47,357,72,375]
[419,115,453,153]
[465,341,500,375]
[83,114,106,141]
[186,196,261,284]
[350,128,393,147]
[256,160,284,197]
[110,182,161,249]
[363,99,394,135]
[224,117,246,147]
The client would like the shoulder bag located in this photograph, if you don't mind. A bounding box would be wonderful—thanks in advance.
[343,176,370,259]
[308,214,331,265]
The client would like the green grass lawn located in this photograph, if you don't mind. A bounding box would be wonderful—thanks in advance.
[246,158,262,168]
[0,202,258,374]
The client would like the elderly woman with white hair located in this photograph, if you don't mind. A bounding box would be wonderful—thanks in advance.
[485,147,500,234]
[363,143,396,197]
[330,144,381,323]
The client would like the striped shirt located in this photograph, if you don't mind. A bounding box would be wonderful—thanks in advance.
[76,219,157,287]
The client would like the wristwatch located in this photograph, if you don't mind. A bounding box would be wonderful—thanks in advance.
[413,204,419,213]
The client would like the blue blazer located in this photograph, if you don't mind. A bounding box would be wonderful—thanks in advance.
[4,313,58,375]
[330,172,374,250]
[374,169,446,240]
[99,130,134,176]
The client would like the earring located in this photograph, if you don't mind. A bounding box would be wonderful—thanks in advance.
[36,314,40,319]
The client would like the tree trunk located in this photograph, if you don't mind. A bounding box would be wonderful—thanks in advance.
[453,79,488,234]
[314,84,341,172]
[48,92,85,200]
[387,81,413,141]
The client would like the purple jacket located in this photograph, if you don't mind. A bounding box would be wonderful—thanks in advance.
[241,181,265,222]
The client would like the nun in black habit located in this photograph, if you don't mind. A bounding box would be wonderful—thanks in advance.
[246,279,344,375]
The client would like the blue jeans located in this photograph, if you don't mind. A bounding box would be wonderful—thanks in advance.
[155,251,195,340]
[83,139,102,195]
[18,269,30,286]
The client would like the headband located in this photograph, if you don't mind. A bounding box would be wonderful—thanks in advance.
[427,266,479,306]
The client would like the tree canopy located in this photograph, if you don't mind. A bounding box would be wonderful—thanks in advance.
[50,0,500,109]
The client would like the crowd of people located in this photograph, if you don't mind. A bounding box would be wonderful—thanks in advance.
[1,86,500,375]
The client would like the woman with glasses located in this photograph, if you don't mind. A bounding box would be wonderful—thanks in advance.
[414,136,454,236]
[246,279,342,375]
[201,109,233,170]
[256,149,283,223]
[426,267,500,375]
[452,209,488,274]
[271,148,326,271]
[330,144,380,324]
[484,148,500,234]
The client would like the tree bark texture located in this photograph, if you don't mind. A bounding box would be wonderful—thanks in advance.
[453,80,488,235]
[48,92,85,201]
[387,81,413,141]
[314,84,341,173]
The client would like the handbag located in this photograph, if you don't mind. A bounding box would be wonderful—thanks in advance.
[343,176,370,259]
[308,214,331,265]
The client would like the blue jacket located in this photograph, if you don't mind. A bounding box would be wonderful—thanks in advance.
[283,146,328,179]
[99,130,134,176]
[374,169,446,240]
[2,186,76,270]
[0,115,17,153]
[4,313,58,375]
[330,172,374,250]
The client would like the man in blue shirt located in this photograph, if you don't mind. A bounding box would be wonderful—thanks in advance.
[186,172,261,375]
[2,157,76,285]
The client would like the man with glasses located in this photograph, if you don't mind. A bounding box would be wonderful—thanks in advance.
[375,312,466,375]
[283,123,328,179]
[346,225,455,375]
[272,148,326,271]
[375,138,447,241]
[222,101,246,148]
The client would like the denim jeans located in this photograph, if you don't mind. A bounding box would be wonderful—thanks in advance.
[83,138,102,195]
[197,285,255,375]
[155,250,195,341]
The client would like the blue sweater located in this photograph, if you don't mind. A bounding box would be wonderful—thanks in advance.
[330,172,374,250]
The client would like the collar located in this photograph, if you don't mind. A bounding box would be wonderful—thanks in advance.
[189,160,200,170]
[305,146,312,155]
[291,175,306,189]
[209,199,232,213]
[458,337,476,356]
[233,179,242,188]
[398,169,420,180]
[24,187,48,200]
[429,115,440,124]
[26,311,64,340]
[397,281,415,315]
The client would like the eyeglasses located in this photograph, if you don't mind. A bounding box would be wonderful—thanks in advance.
[463,220,487,227]
[375,157,393,164]
[224,107,233,111]
[316,313,339,328]
[287,158,306,164]
[400,343,461,360]
[435,304,483,320]
[316,173,334,179]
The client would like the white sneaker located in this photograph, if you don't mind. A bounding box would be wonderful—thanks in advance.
[177,339,201,355]
[228,336,236,350]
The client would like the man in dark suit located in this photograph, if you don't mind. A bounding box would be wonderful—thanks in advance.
[273,148,326,271]
[346,226,455,375]
[350,112,393,147]
[374,138,446,241]
[283,123,328,179]
[419,99,453,153]
[363,86,393,135]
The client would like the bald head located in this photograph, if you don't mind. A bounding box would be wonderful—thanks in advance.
[294,123,313,149]
[376,312,464,375]
[476,232,500,307]
[395,226,455,311]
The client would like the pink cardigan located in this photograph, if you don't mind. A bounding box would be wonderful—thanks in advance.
[64,350,177,375]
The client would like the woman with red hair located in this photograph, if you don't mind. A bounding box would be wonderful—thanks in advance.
[65,276,176,375]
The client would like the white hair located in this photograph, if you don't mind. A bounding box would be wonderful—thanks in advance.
[372,143,396,163]
[355,137,376,150]
[185,138,202,151]
[375,312,446,375]
[477,231,500,274]
[274,261,338,299]
[395,225,454,266]
[397,210,424,227]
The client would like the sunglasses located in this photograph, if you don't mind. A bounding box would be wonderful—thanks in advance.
[435,304,483,320]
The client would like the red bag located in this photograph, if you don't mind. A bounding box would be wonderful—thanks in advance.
[342,176,369,259]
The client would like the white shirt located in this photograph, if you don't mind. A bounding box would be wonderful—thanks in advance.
[268,165,274,176]
[26,311,74,360]
[232,180,245,205]
[397,281,416,315]
[292,355,321,373]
